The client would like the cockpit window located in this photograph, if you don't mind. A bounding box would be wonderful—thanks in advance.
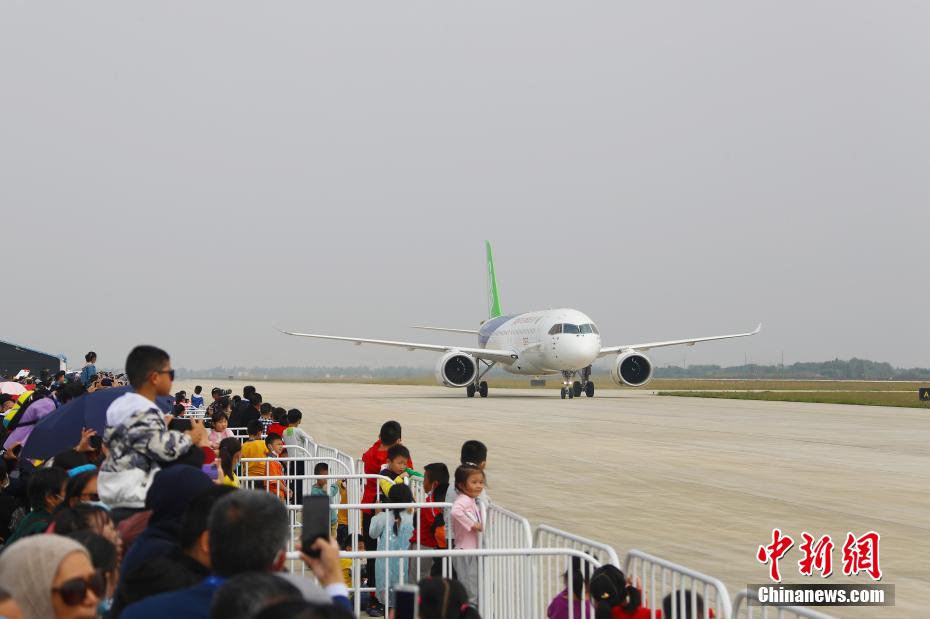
[548,324,562,335]
[562,323,580,334]
[579,324,593,334]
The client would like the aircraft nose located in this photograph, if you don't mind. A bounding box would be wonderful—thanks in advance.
[556,334,600,369]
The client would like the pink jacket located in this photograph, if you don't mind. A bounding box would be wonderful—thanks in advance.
[451,493,482,549]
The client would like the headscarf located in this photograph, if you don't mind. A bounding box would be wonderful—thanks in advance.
[0,534,90,619]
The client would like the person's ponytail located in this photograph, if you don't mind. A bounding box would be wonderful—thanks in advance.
[594,599,614,619]
[623,583,642,613]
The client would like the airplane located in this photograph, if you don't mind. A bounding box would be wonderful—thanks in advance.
[282,241,761,399]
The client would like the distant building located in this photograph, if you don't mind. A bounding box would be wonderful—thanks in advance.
[0,339,66,380]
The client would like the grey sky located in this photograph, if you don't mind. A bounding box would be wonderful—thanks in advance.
[2,2,928,371]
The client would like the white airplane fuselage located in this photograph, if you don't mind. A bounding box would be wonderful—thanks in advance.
[479,308,601,375]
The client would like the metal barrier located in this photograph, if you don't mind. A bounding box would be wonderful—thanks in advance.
[480,502,535,619]
[625,549,733,619]
[314,444,354,479]
[290,501,454,616]
[732,590,838,619]
[533,524,623,618]
[286,546,603,619]
[184,407,207,419]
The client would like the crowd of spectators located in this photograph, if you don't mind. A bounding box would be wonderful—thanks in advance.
[0,344,704,619]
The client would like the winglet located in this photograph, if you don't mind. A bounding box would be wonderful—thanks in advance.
[753,322,763,334]
[486,240,503,319]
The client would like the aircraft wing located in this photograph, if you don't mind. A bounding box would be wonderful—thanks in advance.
[598,323,762,357]
[411,326,480,335]
[280,330,519,365]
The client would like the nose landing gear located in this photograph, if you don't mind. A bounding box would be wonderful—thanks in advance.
[562,366,595,399]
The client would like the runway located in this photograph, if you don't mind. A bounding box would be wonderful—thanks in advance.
[179,381,928,617]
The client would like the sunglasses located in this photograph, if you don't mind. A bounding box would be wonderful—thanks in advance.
[154,369,176,381]
[79,492,100,502]
[52,569,106,606]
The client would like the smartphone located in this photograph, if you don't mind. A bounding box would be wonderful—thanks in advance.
[394,584,418,619]
[301,495,331,558]
[89,435,102,450]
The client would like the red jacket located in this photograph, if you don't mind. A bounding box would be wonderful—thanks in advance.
[410,491,441,548]
[613,606,662,619]
[361,440,413,514]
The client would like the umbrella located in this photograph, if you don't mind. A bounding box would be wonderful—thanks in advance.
[20,386,174,460]
[0,382,26,396]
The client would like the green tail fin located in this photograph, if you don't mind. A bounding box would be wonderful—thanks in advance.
[486,240,503,319]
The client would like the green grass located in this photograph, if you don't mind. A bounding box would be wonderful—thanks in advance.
[657,390,930,409]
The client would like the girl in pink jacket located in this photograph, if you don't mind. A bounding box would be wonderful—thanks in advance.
[451,463,486,603]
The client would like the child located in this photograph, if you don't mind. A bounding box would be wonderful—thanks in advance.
[258,403,275,434]
[282,408,313,498]
[451,463,485,604]
[361,421,414,615]
[191,385,204,409]
[217,437,242,487]
[282,408,313,452]
[241,419,269,479]
[446,440,489,549]
[265,433,291,501]
[378,444,411,499]
[267,407,288,438]
[409,462,450,580]
[369,483,415,607]
[208,410,233,451]
[336,479,349,546]
[340,535,361,589]
[310,462,339,536]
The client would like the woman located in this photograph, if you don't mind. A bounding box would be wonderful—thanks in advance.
[66,531,119,617]
[0,534,103,619]
[63,470,99,507]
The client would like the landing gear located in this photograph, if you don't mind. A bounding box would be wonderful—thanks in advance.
[572,381,583,398]
[466,361,495,398]
[561,366,594,399]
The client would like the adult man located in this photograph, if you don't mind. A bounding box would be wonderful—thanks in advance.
[121,490,351,618]
[239,392,262,428]
[98,346,206,514]
[111,485,235,617]
[230,392,262,429]
[205,388,225,418]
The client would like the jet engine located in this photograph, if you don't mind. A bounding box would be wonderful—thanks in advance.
[435,351,478,388]
[610,351,653,387]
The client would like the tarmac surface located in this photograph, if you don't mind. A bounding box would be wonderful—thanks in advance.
[179,381,927,618]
